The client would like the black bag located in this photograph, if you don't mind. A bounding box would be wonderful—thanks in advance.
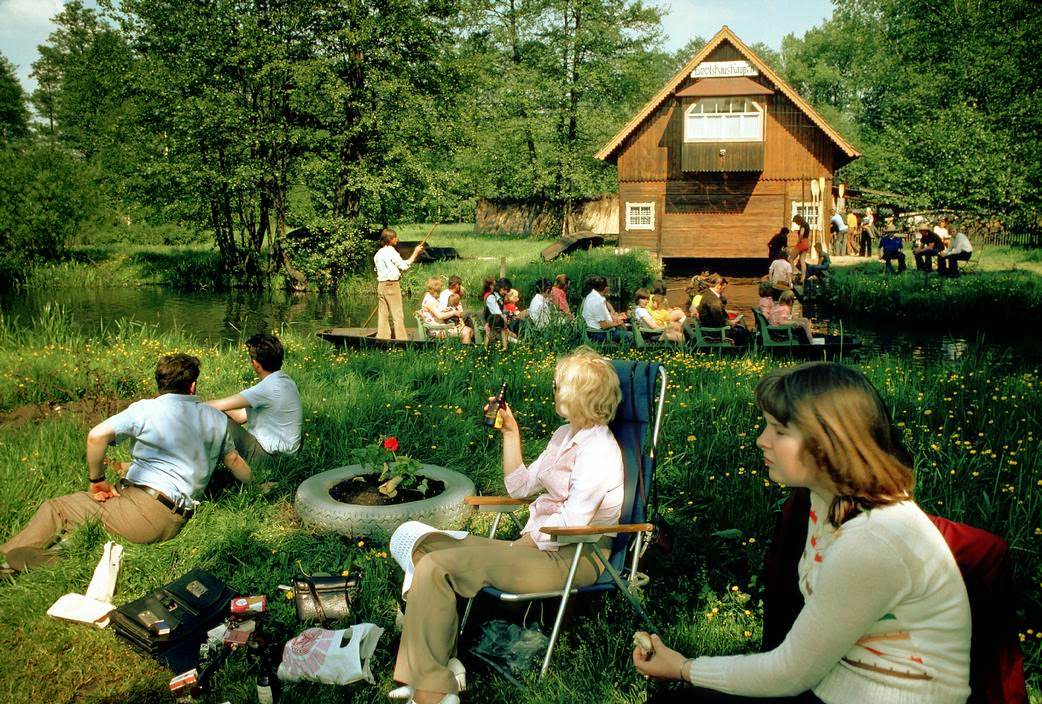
[293,575,357,623]
[111,569,233,672]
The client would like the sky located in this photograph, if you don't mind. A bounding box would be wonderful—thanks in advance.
[1,0,835,96]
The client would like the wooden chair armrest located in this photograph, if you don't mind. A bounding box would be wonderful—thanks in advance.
[540,523,654,537]
[464,496,532,506]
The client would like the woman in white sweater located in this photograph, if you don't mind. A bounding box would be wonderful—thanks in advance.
[634,362,972,703]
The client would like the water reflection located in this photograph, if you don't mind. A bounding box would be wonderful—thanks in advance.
[1,282,1036,363]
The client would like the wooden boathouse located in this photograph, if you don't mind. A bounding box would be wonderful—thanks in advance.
[595,26,859,260]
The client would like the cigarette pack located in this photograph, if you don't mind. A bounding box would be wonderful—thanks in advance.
[222,628,250,647]
[230,595,267,614]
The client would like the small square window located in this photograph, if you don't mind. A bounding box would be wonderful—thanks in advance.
[626,202,655,231]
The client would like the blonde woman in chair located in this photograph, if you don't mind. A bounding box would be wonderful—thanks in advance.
[390,347,624,704]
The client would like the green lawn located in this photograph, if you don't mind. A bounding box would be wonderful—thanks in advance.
[0,312,1040,702]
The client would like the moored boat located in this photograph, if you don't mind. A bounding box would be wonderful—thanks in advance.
[316,327,436,349]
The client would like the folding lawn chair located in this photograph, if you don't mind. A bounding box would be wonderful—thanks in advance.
[461,359,667,676]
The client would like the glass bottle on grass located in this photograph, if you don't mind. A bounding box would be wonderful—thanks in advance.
[484,382,508,428]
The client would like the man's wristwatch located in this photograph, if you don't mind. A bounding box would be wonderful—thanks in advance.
[89,477,106,484]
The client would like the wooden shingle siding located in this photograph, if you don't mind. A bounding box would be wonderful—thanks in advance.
[682,142,764,172]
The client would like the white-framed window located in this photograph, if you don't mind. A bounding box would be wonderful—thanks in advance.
[791,201,821,233]
[684,97,764,142]
[626,202,655,231]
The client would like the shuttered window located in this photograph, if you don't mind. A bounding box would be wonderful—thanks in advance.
[684,98,764,142]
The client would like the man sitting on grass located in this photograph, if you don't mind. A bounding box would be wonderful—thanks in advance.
[207,333,302,470]
[1,354,250,575]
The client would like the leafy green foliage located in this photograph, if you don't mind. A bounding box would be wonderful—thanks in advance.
[0,142,100,289]
[0,54,29,143]
[779,0,1042,230]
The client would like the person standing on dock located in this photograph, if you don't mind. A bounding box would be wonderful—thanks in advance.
[375,228,424,340]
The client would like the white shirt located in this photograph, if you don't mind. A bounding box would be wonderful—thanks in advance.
[109,395,233,505]
[634,305,655,328]
[943,231,972,256]
[374,245,409,282]
[504,424,624,551]
[830,214,848,233]
[485,292,504,316]
[240,371,303,454]
[529,293,551,328]
[580,289,612,331]
[420,292,445,325]
[438,289,453,309]
[769,258,793,286]
[687,494,971,704]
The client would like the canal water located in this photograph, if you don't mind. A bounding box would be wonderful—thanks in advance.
[2,278,1033,364]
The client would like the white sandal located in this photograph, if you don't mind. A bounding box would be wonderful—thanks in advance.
[388,658,466,700]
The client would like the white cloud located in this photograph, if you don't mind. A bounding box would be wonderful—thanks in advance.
[0,0,64,30]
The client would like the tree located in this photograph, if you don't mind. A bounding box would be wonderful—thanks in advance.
[0,55,29,143]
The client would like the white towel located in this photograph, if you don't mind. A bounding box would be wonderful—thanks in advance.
[47,541,123,628]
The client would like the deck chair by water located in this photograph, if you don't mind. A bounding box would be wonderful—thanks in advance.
[684,320,735,351]
[752,308,806,349]
[414,312,459,342]
[461,360,667,676]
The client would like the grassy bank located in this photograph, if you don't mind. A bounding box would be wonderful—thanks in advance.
[0,317,1039,703]
[22,243,224,291]
[820,245,1042,328]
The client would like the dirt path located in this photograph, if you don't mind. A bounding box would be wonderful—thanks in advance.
[0,397,135,430]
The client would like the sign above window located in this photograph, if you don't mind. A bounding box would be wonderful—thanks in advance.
[691,60,758,79]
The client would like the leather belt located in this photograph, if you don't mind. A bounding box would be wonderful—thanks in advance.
[118,480,194,519]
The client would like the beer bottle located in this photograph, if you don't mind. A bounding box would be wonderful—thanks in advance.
[483,382,508,428]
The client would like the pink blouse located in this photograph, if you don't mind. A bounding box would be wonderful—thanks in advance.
[504,424,624,550]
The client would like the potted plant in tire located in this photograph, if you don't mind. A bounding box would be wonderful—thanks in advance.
[294,436,475,538]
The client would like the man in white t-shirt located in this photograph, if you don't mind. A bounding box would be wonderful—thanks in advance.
[207,333,303,468]
[769,250,794,288]
[580,275,631,344]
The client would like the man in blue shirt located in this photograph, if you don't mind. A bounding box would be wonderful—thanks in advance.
[879,225,907,274]
[207,333,302,469]
[1,354,250,574]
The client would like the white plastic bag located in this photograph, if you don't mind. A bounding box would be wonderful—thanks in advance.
[277,624,384,685]
[47,541,123,628]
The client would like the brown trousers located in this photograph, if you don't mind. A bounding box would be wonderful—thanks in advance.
[393,533,605,693]
[1,486,186,570]
[377,280,408,340]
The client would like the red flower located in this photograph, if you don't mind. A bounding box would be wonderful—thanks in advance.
[383,437,399,452]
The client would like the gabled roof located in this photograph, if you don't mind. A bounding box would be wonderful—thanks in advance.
[595,26,860,164]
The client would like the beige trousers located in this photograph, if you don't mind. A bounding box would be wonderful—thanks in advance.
[1,487,186,570]
[377,280,408,340]
[393,533,605,693]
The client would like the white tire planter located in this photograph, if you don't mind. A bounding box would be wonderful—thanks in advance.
[295,464,475,538]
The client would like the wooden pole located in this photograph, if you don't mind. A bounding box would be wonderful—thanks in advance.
[362,223,440,328]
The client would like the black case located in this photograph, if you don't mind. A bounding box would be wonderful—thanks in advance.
[111,569,233,671]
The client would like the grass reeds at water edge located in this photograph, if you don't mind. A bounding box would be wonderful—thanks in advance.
[818,245,1042,329]
[0,317,1039,702]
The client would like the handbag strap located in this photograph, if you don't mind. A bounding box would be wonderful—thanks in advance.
[307,579,328,622]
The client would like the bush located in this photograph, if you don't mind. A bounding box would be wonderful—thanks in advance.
[0,141,100,289]
[282,217,379,292]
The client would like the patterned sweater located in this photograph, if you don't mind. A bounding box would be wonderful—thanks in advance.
[686,494,972,703]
